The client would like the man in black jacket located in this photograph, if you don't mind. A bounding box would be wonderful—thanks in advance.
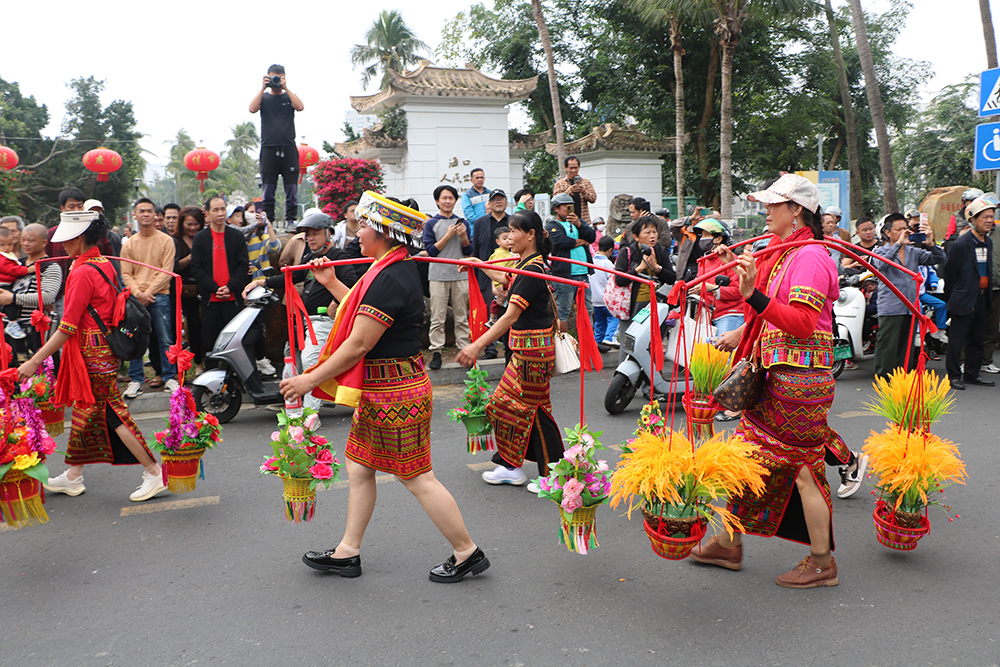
[471,190,510,360]
[944,196,996,390]
[546,192,596,333]
[191,196,250,368]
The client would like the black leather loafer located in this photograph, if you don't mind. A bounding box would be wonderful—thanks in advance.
[429,547,490,583]
[950,379,966,390]
[964,375,995,387]
[302,550,362,577]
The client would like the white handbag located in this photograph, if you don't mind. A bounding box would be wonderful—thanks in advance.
[552,331,581,375]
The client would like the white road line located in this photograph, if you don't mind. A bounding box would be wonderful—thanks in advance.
[120,495,221,516]
[466,461,494,471]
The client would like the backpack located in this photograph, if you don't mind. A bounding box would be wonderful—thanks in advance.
[84,263,152,361]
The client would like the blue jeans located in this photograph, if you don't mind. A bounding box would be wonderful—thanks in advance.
[713,313,745,336]
[552,280,592,326]
[920,293,947,330]
[129,293,176,382]
[593,305,619,342]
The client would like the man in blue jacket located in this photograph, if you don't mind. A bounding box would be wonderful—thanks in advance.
[545,192,596,334]
[944,196,996,390]
[460,168,490,232]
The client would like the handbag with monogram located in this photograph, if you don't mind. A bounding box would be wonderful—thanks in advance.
[602,247,632,320]
[712,341,765,412]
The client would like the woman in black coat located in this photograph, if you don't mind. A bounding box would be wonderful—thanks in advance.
[614,216,676,360]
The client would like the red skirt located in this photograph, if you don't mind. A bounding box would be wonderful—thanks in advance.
[345,355,432,480]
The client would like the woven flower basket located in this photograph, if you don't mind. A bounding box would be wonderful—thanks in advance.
[641,506,707,561]
[281,475,317,523]
[556,503,599,555]
[461,415,496,454]
[39,403,65,436]
[160,448,206,494]
[682,393,716,442]
[873,502,930,551]
[0,469,49,530]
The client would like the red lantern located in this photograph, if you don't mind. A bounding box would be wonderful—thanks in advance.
[297,143,320,184]
[184,147,220,192]
[82,147,123,182]
[0,146,19,171]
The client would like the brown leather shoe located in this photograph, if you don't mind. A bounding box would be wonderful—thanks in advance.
[689,535,743,571]
[775,555,838,588]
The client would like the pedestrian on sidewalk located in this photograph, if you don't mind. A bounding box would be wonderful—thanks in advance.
[19,211,166,503]
[281,192,488,583]
[457,210,564,492]
[423,184,472,370]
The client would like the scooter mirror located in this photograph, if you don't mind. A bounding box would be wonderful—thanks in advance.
[715,275,731,286]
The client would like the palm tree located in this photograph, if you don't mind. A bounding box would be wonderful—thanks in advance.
[224,121,260,195]
[980,0,998,69]
[531,0,566,173]
[350,10,430,90]
[824,0,862,219]
[848,0,897,214]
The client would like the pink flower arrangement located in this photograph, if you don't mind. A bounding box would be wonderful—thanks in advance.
[533,424,612,513]
[261,407,342,491]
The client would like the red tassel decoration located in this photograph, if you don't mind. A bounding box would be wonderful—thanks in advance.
[574,287,603,372]
[468,268,488,342]
[649,296,663,372]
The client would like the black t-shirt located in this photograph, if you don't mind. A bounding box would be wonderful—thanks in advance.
[506,254,554,331]
[359,259,424,359]
[260,92,296,147]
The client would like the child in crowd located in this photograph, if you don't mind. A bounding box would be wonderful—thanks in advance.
[486,227,517,327]
[589,235,619,348]
[0,226,30,339]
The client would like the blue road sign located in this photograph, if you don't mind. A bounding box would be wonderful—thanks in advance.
[981,68,1000,117]
[974,122,1000,171]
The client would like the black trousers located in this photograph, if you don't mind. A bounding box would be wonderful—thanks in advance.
[947,291,992,380]
[259,145,299,222]
[201,300,242,370]
[181,295,204,365]
[491,408,563,477]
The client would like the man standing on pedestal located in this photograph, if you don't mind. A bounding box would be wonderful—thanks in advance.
[546,193,596,334]
[460,168,491,234]
[249,64,304,228]
[552,157,597,224]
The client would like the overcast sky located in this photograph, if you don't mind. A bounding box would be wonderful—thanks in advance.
[3,0,994,180]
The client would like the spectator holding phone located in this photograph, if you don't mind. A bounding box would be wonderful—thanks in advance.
[242,201,281,280]
[552,157,597,223]
[249,64,304,228]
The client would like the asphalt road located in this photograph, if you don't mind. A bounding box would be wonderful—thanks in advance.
[3,355,998,667]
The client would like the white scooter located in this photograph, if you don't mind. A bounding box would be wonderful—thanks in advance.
[831,271,878,378]
[604,285,718,415]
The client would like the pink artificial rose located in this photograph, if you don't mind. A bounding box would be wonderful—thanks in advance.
[315,449,334,464]
[563,445,584,464]
[563,477,584,497]
[261,457,279,471]
[581,433,595,447]
[40,437,57,456]
[309,462,334,479]
[271,431,281,441]
[303,445,317,455]
[289,426,305,443]
[596,460,609,472]
[304,413,319,431]
[155,431,166,444]
[561,494,583,513]
[310,435,328,445]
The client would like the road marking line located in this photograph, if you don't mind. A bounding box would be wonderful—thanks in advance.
[329,474,395,490]
[120,495,220,516]
[466,462,494,471]
[836,411,876,419]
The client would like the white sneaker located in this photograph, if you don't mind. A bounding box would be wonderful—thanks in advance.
[526,481,540,494]
[257,358,277,376]
[130,470,167,502]
[481,466,528,486]
[982,364,1000,374]
[837,452,869,499]
[123,381,143,399]
[163,378,181,393]
[929,330,948,344]
[5,320,26,340]
[43,470,85,496]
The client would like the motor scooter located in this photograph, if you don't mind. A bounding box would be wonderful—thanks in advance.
[604,284,717,415]
[831,271,878,378]
[191,285,285,423]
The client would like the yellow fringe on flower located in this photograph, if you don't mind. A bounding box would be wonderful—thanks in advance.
[864,368,954,431]
[863,427,967,509]
[610,429,768,538]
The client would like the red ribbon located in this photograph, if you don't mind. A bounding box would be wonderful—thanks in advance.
[167,342,195,378]
[649,296,663,373]
[284,269,317,360]
[30,310,51,334]
[112,287,129,327]
[468,268,488,342]
[574,287,603,372]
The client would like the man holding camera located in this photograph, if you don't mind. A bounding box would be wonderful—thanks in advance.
[552,157,597,224]
[249,65,304,228]
[871,212,944,380]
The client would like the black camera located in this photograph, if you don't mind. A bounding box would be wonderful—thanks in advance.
[268,75,282,88]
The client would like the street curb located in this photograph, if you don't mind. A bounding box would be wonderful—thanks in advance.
[122,350,616,415]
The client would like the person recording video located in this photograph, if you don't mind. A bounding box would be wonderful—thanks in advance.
[249,64,304,229]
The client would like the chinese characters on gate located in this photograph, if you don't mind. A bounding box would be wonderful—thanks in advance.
[440,157,472,184]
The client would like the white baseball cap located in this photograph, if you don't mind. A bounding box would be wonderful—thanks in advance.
[52,210,99,243]
[83,199,104,211]
[826,206,842,219]
[747,174,820,214]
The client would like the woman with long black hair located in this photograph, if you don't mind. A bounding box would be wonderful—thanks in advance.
[457,210,563,491]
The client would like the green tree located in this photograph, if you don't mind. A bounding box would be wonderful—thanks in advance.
[223,121,260,195]
[350,10,430,90]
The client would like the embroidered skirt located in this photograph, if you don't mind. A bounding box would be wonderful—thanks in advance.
[487,327,562,470]
[728,366,845,546]
[345,354,433,480]
[65,330,151,466]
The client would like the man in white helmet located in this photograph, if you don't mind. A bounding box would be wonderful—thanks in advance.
[946,188,984,241]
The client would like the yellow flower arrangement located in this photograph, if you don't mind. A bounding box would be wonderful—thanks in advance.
[610,429,767,537]
[863,427,967,514]
[864,368,954,432]
[688,342,732,396]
